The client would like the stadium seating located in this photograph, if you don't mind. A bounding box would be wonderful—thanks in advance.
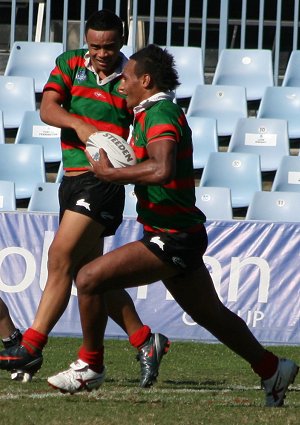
[27,182,60,213]
[212,48,274,101]
[0,76,36,129]
[4,41,64,93]
[246,190,300,222]
[187,84,248,136]
[271,155,300,192]
[282,50,300,87]
[161,46,204,99]
[186,116,218,170]
[200,152,262,208]
[195,186,233,220]
[228,117,290,172]
[15,111,62,163]
[0,180,16,211]
[0,144,46,199]
[257,86,300,139]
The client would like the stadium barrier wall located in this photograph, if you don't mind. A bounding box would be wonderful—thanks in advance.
[0,212,299,345]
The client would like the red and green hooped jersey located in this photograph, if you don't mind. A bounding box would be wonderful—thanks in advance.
[44,49,133,171]
[131,99,206,233]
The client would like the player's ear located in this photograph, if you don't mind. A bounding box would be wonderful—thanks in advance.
[142,74,152,88]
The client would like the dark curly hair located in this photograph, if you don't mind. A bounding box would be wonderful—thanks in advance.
[85,9,123,38]
[130,44,180,92]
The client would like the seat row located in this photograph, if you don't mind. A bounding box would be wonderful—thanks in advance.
[121,183,300,223]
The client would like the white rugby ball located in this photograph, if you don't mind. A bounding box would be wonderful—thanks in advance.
[86,131,136,168]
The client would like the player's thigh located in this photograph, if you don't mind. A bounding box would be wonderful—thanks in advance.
[49,209,105,263]
[163,264,222,317]
[77,240,177,293]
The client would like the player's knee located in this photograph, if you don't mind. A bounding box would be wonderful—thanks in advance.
[76,265,99,295]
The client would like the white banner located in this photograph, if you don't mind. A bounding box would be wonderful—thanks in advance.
[0,212,299,345]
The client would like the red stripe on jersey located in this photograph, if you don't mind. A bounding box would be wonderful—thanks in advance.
[163,177,196,189]
[146,123,180,141]
[178,112,187,126]
[67,55,86,70]
[43,82,66,99]
[71,86,127,109]
[70,114,130,139]
[141,221,205,233]
[139,198,198,215]
[132,145,147,160]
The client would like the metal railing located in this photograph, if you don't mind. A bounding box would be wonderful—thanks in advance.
[1,0,300,83]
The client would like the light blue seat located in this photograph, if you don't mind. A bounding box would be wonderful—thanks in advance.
[257,86,300,139]
[228,118,290,172]
[0,144,46,199]
[282,50,300,87]
[0,111,4,144]
[186,116,218,170]
[212,49,274,101]
[121,45,134,58]
[0,180,16,211]
[28,182,60,213]
[195,186,233,220]
[0,76,36,129]
[246,191,300,222]
[55,161,64,183]
[200,152,262,208]
[271,156,300,192]
[187,84,248,136]
[15,111,62,163]
[5,41,64,93]
[162,46,204,99]
[123,184,137,217]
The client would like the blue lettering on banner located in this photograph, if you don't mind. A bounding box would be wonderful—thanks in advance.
[0,212,299,345]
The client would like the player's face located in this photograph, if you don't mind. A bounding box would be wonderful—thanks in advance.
[86,29,123,77]
[119,60,145,108]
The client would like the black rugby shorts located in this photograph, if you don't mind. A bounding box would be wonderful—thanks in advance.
[140,225,208,272]
[59,172,125,237]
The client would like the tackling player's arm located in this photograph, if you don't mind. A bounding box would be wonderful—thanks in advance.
[86,137,177,185]
[40,89,98,144]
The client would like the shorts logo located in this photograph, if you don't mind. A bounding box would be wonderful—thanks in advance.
[172,256,187,269]
[150,236,165,251]
[76,198,91,211]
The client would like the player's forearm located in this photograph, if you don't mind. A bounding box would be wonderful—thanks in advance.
[40,102,82,131]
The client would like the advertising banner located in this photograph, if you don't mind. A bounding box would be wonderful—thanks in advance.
[0,212,299,345]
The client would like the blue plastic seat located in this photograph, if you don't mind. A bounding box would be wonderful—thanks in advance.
[195,186,233,220]
[0,180,16,211]
[15,111,61,163]
[0,76,36,129]
[200,152,262,208]
[282,50,300,87]
[228,118,290,172]
[162,46,204,99]
[0,144,46,199]
[5,41,64,93]
[271,156,300,192]
[257,86,300,139]
[28,182,60,213]
[121,45,134,58]
[0,111,4,144]
[123,184,137,217]
[186,116,218,170]
[187,84,248,136]
[55,161,64,183]
[246,191,300,222]
[212,49,274,101]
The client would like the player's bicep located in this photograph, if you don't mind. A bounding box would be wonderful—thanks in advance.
[147,138,177,181]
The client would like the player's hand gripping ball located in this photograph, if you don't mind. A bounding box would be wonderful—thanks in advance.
[86,131,136,168]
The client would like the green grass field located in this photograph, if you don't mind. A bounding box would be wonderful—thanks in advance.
[0,338,299,425]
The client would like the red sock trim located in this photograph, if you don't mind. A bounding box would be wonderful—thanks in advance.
[129,325,151,348]
[252,350,279,380]
[21,328,48,354]
[78,345,104,373]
